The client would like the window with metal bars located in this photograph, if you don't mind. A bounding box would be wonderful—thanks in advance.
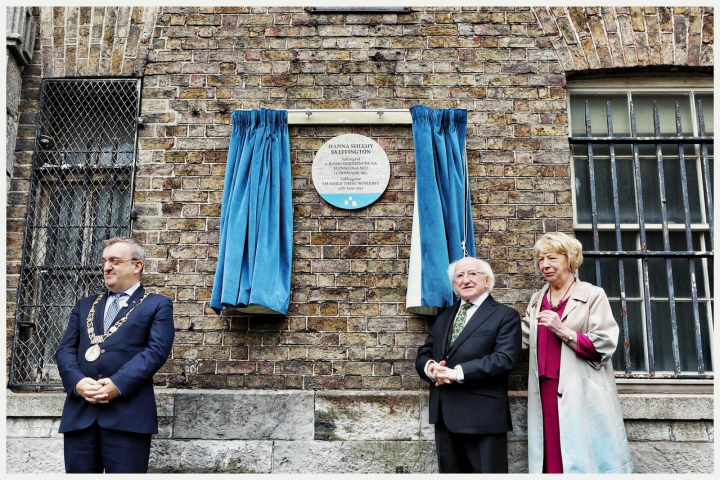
[569,80,714,380]
[10,78,141,386]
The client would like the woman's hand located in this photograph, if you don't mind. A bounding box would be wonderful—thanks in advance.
[537,310,572,341]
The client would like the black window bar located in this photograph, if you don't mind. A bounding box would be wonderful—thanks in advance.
[10,78,142,386]
[570,99,714,380]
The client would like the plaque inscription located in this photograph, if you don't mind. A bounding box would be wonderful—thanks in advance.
[311,134,391,210]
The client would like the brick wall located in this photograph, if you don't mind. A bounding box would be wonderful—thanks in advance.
[7,6,714,391]
[535,6,714,70]
[37,6,158,77]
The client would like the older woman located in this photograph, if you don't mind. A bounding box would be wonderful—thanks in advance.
[522,232,634,473]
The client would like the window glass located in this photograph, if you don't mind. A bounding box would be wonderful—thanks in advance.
[646,232,707,298]
[673,300,714,372]
[573,158,592,223]
[91,186,132,264]
[695,93,714,201]
[651,300,713,373]
[570,93,631,157]
[37,273,78,379]
[633,93,693,157]
[576,231,639,297]
[639,157,703,224]
[696,93,714,151]
[705,233,713,296]
[609,300,646,373]
[575,157,638,224]
[576,232,646,373]
[51,187,86,267]
[649,300,675,372]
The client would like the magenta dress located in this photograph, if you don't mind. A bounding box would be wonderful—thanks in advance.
[538,294,601,474]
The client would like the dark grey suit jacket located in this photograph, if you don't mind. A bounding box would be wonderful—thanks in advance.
[415,294,522,434]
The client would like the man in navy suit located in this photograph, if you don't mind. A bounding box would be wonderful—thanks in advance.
[55,237,174,473]
[416,257,521,473]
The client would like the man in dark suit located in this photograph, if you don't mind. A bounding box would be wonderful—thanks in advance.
[55,237,174,473]
[416,256,521,473]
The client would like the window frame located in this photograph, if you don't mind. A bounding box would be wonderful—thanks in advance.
[567,77,714,382]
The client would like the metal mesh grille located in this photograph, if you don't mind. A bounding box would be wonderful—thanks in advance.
[11,79,141,385]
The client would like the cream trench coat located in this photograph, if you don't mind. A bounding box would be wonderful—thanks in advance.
[521,280,635,473]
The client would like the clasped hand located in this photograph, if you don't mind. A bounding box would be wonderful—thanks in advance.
[429,360,457,386]
[75,377,120,404]
[536,310,572,340]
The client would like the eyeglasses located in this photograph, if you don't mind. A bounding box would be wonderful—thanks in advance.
[454,270,485,281]
[100,257,139,268]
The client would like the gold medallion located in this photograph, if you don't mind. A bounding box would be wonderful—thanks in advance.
[85,344,101,362]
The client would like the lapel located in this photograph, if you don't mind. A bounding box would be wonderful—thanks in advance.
[529,284,549,351]
[109,285,145,329]
[93,292,110,334]
[439,301,461,360]
[446,294,499,358]
[561,280,591,322]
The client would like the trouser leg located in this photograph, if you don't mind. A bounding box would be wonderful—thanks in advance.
[434,407,474,473]
[471,432,508,473]
[540,377,563,474]
[63,421,104,473]
[98,426,152,473]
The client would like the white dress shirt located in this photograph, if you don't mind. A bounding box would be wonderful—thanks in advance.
[425,291,490,383]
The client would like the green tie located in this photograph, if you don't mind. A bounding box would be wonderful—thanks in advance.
[450,303,474,344]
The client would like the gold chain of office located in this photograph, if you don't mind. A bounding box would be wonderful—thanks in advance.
[85,291,149,345]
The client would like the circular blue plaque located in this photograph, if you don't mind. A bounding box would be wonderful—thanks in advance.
[312,134,391,210]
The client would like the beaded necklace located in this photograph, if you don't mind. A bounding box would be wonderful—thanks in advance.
[545,278,575,312]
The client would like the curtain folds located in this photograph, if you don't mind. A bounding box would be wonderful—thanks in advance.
[406,105,476,315]
[210,109,292,315]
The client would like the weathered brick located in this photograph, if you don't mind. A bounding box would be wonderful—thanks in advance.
[308,347,348,361]
[307,317,349,332]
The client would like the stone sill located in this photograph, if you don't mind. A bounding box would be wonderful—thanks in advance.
[7,388,713,422]
[5,388,713,473]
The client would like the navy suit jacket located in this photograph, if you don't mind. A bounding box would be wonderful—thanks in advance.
[55,285,174,434]
[415,295,521,435]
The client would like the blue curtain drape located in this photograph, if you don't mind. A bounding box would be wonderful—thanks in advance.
[211,109,292,315]
[406,105,476,314]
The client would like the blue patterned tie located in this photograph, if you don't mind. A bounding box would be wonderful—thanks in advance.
[103,294,124,334]
[450,302,474,344]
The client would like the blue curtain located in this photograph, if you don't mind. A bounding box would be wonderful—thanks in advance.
[406,105,476,314]
[211,109,292,315]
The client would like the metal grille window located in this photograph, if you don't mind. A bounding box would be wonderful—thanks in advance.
[10,79,141,386]
[569,80,713,380]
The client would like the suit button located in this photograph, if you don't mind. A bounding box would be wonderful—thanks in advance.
[100,349,105,354]
[557,392,562,398]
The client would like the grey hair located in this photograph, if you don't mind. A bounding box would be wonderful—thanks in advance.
[104,237,146,263]
[447,257,495,293]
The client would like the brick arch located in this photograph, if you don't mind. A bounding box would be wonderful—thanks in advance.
[38,6,159,77]
[531,6,713,73]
